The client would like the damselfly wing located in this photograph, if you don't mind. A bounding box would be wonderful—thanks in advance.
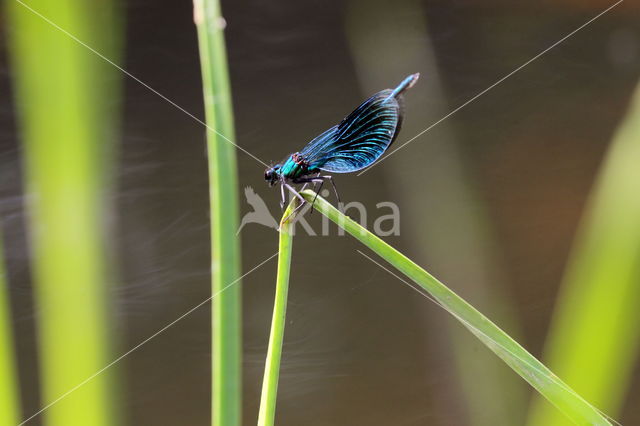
[265,73,419,208]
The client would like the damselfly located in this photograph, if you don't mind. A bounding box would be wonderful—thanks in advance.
[265,73,419,212]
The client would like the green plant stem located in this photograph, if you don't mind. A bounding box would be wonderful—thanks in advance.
[527,82,640,426]
[0,229,20,426]
[301,189,611,426]
[8,1,120,424]
[193,1,242,425]
[257,202,296,426]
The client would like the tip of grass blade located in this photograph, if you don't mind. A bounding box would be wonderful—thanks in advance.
[278,199,299,230]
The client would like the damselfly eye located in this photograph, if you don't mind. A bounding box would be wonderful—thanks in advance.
[265,168,279,186]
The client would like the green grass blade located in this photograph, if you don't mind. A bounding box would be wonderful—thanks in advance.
[0,229,21,426]
[527,83,640,426]
[257,203,296,426]
[193,1,242,425]
[7,1,121,424]
[301,189,612,426]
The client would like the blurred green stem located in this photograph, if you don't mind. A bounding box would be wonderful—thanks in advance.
[0,229,20,426]
[301,190,611,426]
[7,0,122,424]
[193,1,242,425]
[527,83,640,426]
[346,1,526,423]
[257,202,296,426]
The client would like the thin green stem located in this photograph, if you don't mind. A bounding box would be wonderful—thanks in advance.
[193,1,242,425]
[257,202,296,426]
[301,189,611,426]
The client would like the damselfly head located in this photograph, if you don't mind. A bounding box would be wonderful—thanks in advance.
[264,165,281,186]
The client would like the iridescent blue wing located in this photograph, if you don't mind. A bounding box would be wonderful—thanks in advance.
[299,74,418,173]
[296,125,340,161]
[299,90,399,173]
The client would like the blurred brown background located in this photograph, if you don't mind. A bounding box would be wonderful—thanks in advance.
[1,0,639,425]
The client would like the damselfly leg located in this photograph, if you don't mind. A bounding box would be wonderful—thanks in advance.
[293,175,341,210]
[280,182,310,223]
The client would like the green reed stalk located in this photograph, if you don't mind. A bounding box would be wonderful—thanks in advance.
[194,1,242,425]
[300,189,611,426]
[0,229,20,426]
[257,203,296,426]
[7,0,121,424]
[527,83,640,426]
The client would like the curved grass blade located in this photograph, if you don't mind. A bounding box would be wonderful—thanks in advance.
[257,201,296,426]
[300,189,612,426]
